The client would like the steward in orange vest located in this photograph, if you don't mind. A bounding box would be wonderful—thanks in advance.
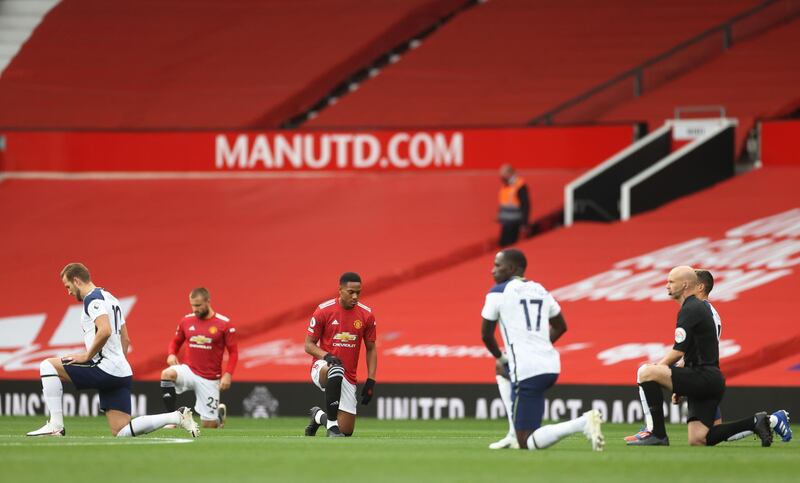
[497,164,530,246]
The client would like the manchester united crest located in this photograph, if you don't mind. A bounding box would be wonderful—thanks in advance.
[353,319,363,330]
[209,326,218,334]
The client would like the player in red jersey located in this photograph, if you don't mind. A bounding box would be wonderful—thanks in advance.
[303,272,377,437]
[160,287,238,428]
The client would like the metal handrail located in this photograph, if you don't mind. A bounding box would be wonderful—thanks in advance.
[529,0,799,126]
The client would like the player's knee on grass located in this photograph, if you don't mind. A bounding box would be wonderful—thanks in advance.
[107,411,132,436]
[337,412,355,435]
[687,421,709,446]
[516,431,531,449]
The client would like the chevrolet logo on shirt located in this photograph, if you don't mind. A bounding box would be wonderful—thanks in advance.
[333,332,357,342]
[189,335,213,345]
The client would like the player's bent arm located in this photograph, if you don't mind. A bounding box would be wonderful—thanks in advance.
[167,329,185,364]
[549,313,567,343]
[365,340,377,380]
[481,318,503,359]
[68,315,112,364]
[657,349,684,366]
[304,335,328,360]
[120,324,131,355]
[220,336,238,391]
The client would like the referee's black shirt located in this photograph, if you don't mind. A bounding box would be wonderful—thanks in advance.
[673,295,720,368]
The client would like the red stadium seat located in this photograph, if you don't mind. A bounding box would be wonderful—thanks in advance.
[307,0,761,128]
[601,18,800,155]
[0,0,468,129]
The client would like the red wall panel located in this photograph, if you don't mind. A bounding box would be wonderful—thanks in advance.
[761,120,800,166]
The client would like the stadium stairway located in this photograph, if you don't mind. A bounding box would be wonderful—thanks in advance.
[0,0,469,129]
[226,166,800,388]
[600,16,800,156]
[305,0,762,128]
[0,169,577,380]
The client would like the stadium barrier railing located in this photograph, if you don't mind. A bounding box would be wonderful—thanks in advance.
[529,0,800,126]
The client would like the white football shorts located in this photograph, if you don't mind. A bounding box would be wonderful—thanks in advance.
[310,359,357,415]
[173,364,221,421]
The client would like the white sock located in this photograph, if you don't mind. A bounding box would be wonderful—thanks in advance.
[314,409,326,425]
[116,411,181,437]
[40,360,64,427]
[496,375,514,435]
[726,430,753,442]
[526,414,586,451]
[769,414,778,429]
[637,366,653,431]
[326,418,338,429]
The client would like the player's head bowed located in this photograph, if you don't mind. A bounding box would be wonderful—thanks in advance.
[493,249,527,283]
[189,287,213,319]
[60,262,92,301]
[339,272,362,309]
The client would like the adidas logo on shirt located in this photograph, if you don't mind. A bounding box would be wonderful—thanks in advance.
[189,325,196,331]
[331,320,339,326]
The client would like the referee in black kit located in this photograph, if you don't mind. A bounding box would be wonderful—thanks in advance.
[629,265,773,447]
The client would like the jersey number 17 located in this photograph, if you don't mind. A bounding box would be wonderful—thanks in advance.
[519,299,543,331]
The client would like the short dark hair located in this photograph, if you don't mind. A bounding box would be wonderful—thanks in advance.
[695,269,714,296]
[61,263,91,282]
[339,272,362,285]
[190,287,210,300]
[501,249,527,271]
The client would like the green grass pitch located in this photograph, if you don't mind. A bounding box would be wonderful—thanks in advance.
[0,416,797,482]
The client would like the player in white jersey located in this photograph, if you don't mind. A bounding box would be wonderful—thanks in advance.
[481,249,604,452]
[27,263,200,438]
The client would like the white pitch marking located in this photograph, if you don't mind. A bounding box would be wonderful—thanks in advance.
[0,435,193,446]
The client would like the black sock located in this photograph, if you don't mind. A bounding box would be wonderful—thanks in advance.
[160,380,177,412]
[325,366,344,425]
[639,381,667,438]
[705,416,755,446]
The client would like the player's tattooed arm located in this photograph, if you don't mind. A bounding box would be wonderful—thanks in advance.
[481,318,503,359]
[549,313,567,343]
